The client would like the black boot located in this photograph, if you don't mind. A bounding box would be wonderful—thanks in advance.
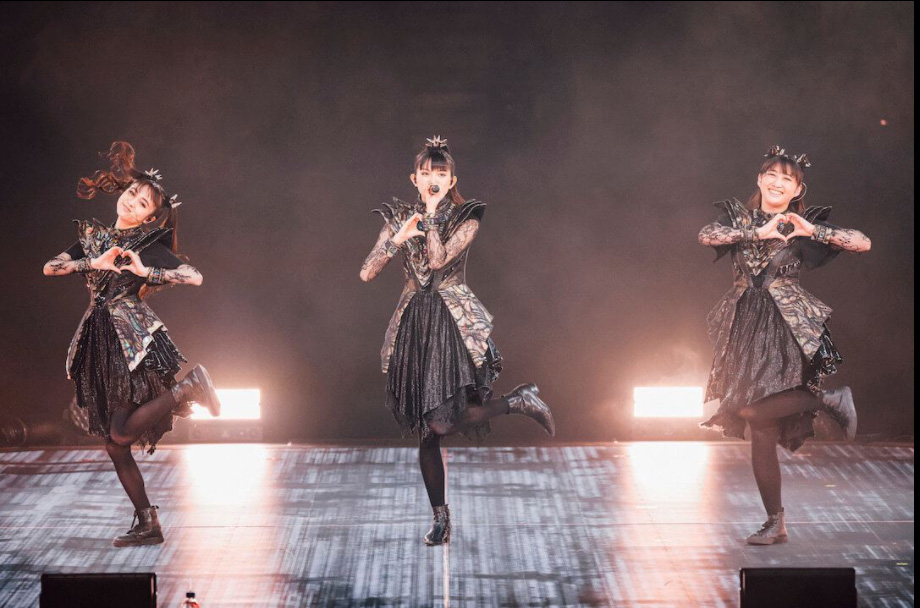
[171,364,221,417]
[423,504,451,546]
[503,384,555,436]
[819,386,857,441]
[113,505,164,547]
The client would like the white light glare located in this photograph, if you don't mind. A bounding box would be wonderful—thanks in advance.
[191,388,261,420]
[633,386,703,418]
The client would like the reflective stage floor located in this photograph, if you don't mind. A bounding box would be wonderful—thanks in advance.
[0,442,913,607]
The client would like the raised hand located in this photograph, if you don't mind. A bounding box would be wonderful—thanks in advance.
[120,250,150,278]
[784,213,816,239]
[423,190,446,214]
[393,212,425,245]
[756,214,790,242]
[90,246,125,273]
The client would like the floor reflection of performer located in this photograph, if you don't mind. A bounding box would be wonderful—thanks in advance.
[360,137,555,545]
[699,146,871,545]
[43,142,221,547]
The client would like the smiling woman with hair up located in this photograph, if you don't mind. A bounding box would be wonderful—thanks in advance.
[43,141,221,548]
[698,146,871,546]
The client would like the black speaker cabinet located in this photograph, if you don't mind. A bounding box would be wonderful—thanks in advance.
[40,572,157,608]
[740,567,856,608]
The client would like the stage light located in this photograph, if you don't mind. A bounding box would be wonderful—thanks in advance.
[633,386,703,418]
[184,444,269,507]
[628,442,710,503]
[190,388,261,420]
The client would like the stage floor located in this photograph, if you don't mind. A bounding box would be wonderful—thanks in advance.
[0,442,913,607]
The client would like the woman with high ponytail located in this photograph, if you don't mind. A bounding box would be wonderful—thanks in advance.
[360,136,556,546]
[43,141,221,547]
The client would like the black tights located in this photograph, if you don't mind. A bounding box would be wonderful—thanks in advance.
[105,442,150,511]
[418,435,446,507]
[418,397,511,507]
[105,390,179,512]
[108,391,178,447]
[739,389,818,516]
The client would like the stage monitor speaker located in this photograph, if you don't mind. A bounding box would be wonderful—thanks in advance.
[740,567,856,608]
[40,572,157,608]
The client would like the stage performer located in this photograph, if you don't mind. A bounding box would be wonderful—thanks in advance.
[43,142,220,547]
[360,136,555,545]
[698,146,871,545]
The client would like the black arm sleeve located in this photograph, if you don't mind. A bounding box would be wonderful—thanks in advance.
[800,222,842,270]
[140,242,183,270]
[64,241,85,259]
[710,212,735,261]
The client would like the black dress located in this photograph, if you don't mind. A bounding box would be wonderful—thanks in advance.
[374,198,502,443]
[700,201,843,452]
[64,219,191,453]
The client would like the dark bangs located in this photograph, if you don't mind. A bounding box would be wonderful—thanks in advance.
[131,178,167,208]
[414,147,456,173]
[759,156,804,184]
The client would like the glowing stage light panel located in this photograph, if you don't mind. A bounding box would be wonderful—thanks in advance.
[191,388,261,420]
[633,386,703,418]
[628,442,710,501]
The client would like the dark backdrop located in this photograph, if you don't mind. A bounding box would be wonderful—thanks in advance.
[0,2,913,443]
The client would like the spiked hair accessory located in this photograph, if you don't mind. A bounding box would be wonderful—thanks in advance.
[143,168,163,182]
[425,135,449,150]
[137,169,182,208]
[765,145,811,168]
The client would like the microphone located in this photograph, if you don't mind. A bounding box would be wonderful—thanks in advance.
[418,185,443,231]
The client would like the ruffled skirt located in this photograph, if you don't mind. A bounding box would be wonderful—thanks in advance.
[701,287,842,452]
[385,290,502,443]
[69,305,190,453]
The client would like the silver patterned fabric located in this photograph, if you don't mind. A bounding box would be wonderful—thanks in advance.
[702,199,843,451]
[706,199,836,368]
[373,198,494,373]
[65,219,173,377]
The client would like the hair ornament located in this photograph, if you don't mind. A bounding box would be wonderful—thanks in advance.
[765,145,812,168]
[425,135,449,150]
[143,168,163,182]
[792,153,811,168]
